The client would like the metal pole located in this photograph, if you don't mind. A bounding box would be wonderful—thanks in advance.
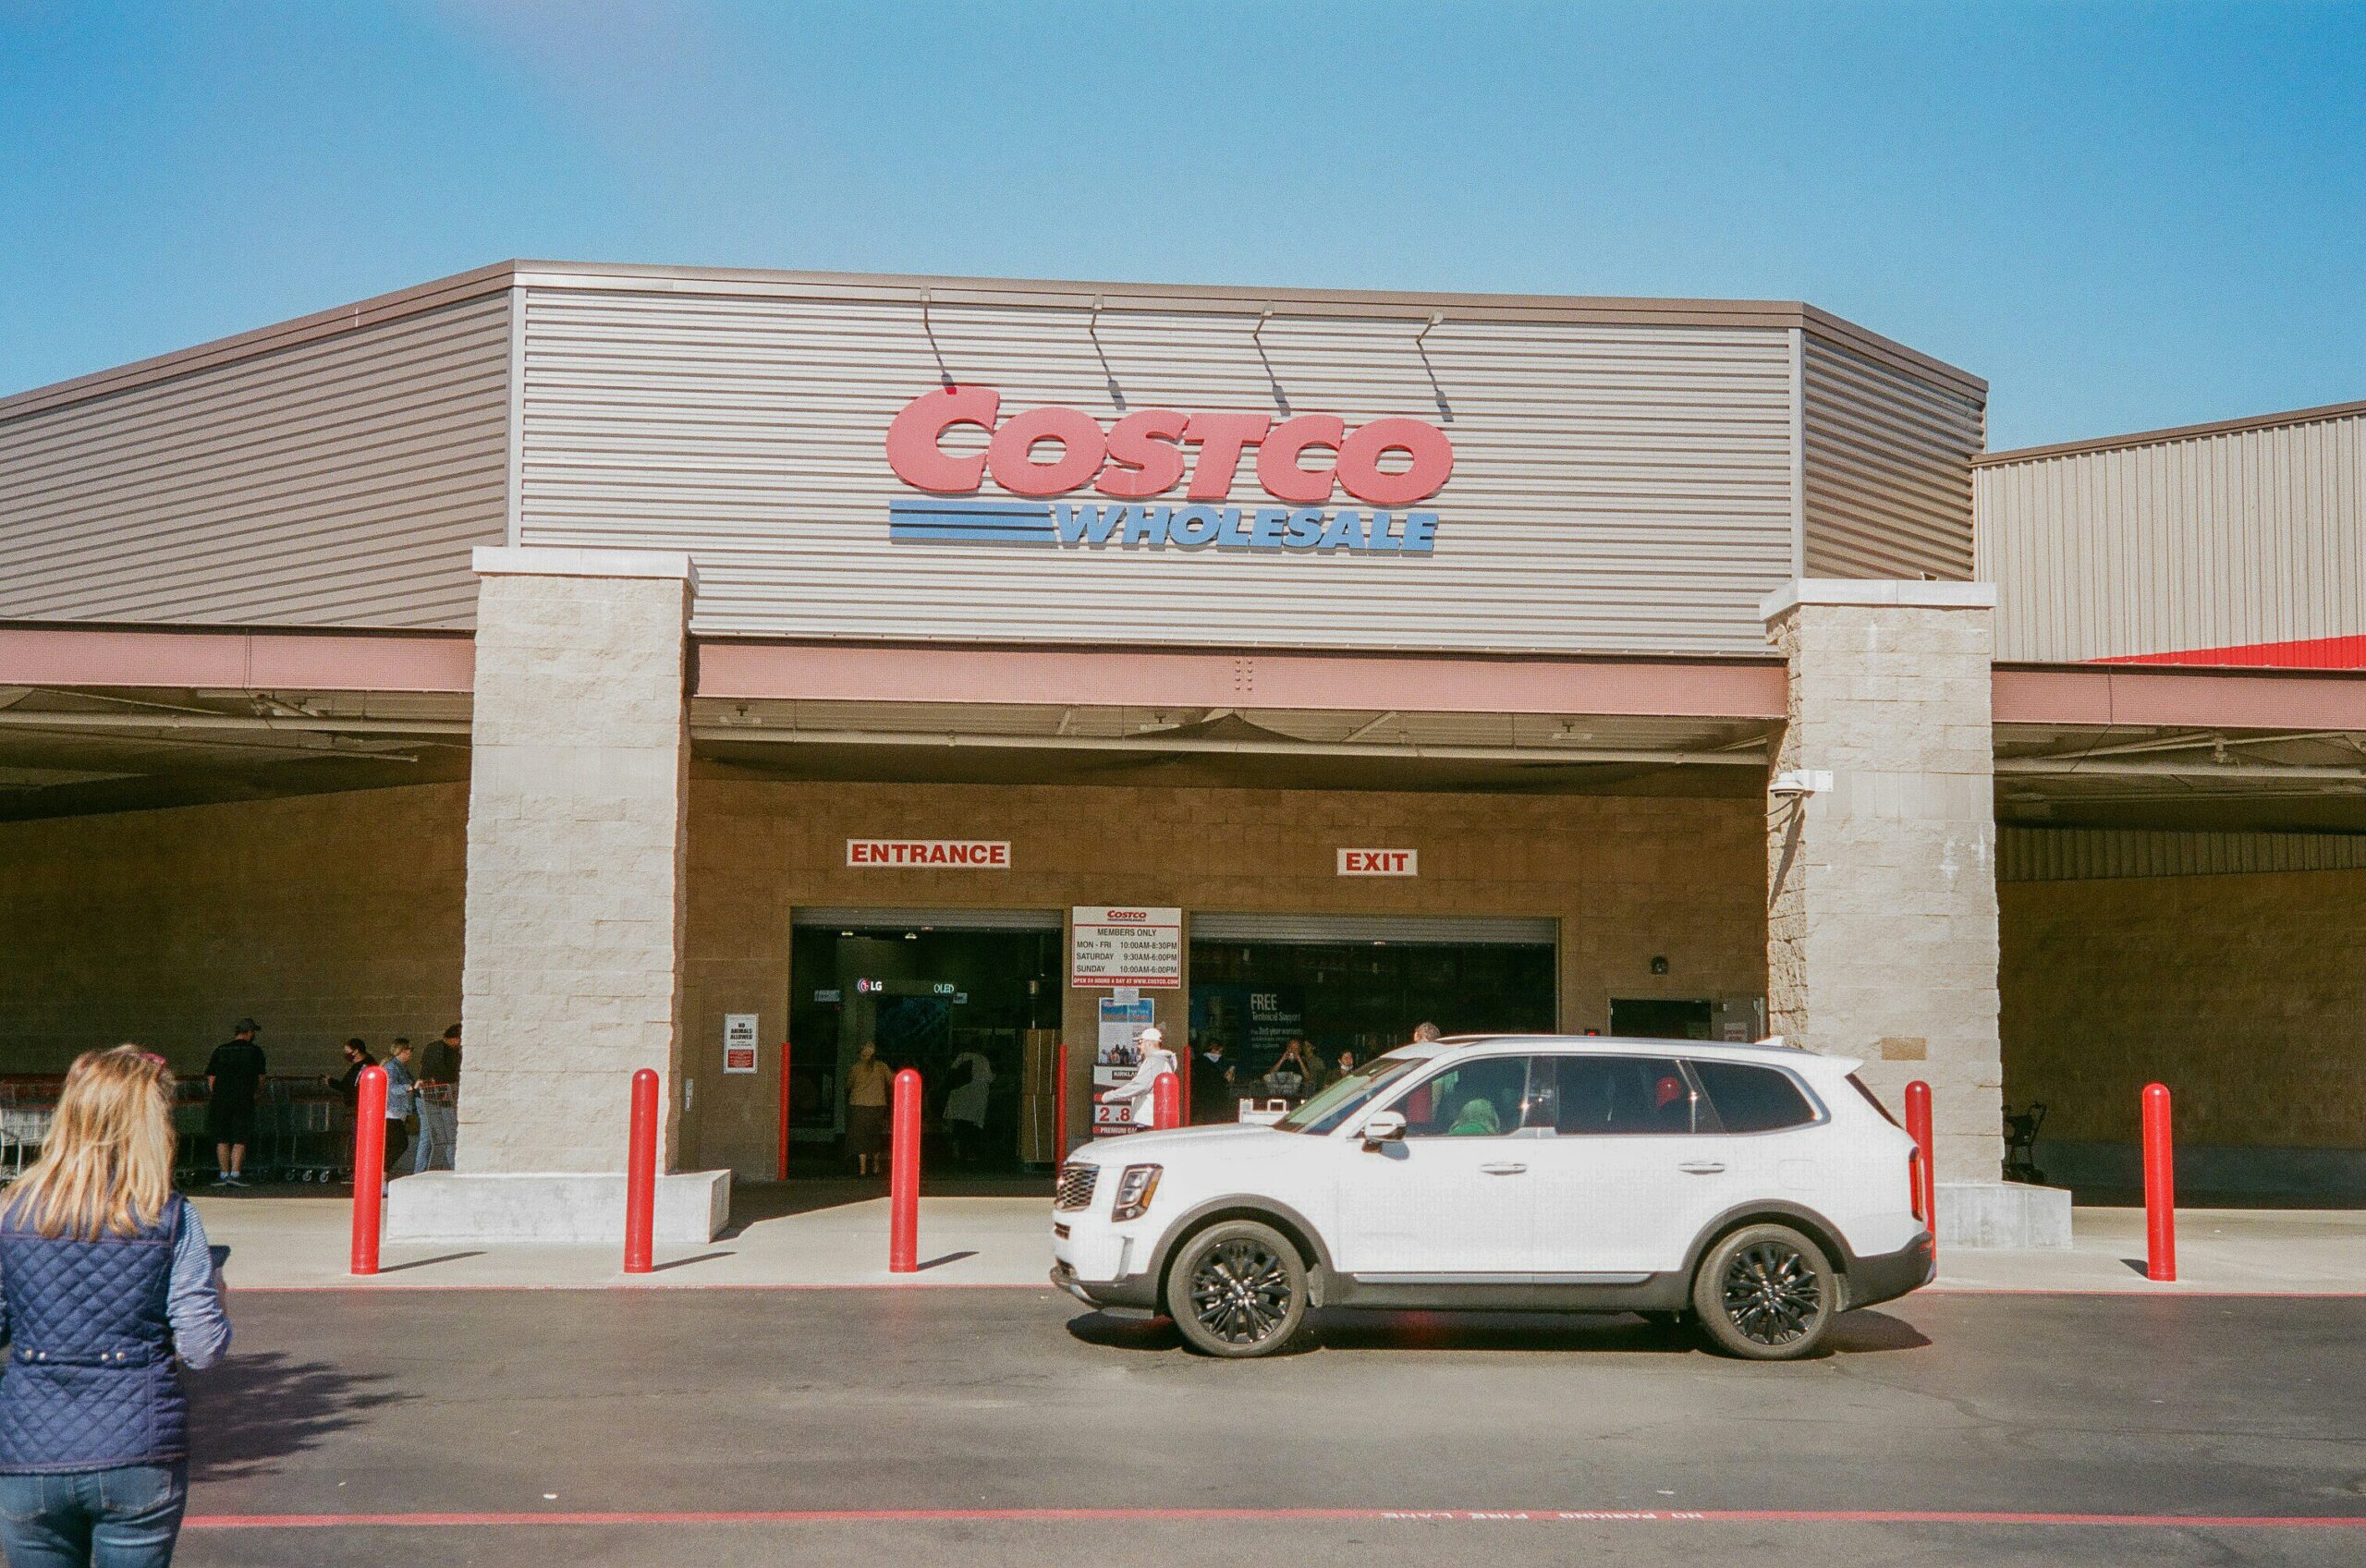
[624,1068,659,1274]
[1053,1040,1069,1161]
[2143,1083,2177,1282]
[889,1068,923,1272]
[774,1039,793,1184]
[1153,1071,1180,1131]
[349,1065,387,1277]
[1904,1079,1936,1253]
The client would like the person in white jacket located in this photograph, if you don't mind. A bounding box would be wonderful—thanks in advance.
[1099,1026,1179,1129]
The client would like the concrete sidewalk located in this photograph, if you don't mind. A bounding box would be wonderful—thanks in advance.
[191,1184,2366,1295]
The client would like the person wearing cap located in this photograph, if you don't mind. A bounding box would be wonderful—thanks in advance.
[203,1018,267,1186]
[1098,1026,1180,1129]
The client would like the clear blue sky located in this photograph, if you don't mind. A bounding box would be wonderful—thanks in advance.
[3,1,2360,448]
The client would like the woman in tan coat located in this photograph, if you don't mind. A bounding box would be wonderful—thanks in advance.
[843,1042,894,1177]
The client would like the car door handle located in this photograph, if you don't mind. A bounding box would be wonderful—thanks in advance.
[1677,1161,1726,1174]
[1478,1161,1528,1175]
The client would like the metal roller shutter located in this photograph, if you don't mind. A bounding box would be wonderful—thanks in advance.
[791,906,1063,931]
[1189,913,1556,946]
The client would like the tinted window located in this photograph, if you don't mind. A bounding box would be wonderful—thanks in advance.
[1392,1056,1532,1137]
[1692,1061,1818,1133]
[1553,1056,1697,1135]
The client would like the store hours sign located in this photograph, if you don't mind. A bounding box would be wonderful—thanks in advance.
[1071,906,1183,990]
[884,387,1452,555]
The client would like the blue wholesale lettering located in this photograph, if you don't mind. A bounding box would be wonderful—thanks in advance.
[1033,504,1437,553]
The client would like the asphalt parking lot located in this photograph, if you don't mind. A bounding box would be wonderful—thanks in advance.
[178,1286,2366,1567]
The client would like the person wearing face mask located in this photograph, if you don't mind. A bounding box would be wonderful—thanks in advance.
[844,1042,894,1177]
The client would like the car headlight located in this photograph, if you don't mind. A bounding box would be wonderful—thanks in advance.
[1111,1163,1162,1222]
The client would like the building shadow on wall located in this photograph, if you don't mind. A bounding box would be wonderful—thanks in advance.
[186,1351,412,1482]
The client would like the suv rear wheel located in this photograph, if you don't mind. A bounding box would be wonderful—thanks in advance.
[1691,1222,1837,1360]
[1165,1220,1310,1358]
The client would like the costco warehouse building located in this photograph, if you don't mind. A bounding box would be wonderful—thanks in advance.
[1,261,2360,1245]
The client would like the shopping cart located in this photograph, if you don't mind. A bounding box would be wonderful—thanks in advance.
[256,1076,356,1184]
[0,1080,61,1185]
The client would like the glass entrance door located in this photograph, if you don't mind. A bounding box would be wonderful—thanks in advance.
[788,921,1061,1172]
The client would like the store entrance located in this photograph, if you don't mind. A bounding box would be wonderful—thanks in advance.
[1187,915,1556,1120]
[787,913,1061,1173]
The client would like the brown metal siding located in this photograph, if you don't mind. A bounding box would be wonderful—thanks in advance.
[0,295,511,629]
[1976,409,2366,662]
[2001,825,2366,881]
[517,286,1800,654]
[1799,334,1983,581]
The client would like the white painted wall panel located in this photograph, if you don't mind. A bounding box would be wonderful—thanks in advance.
[1801,335,1982,581]
[517,288,1801,654]
[0,296,511,628]
[1976,410,2366,662]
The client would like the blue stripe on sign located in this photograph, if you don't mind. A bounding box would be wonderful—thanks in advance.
[889,517,1059,537]
[889,499,1052,519]
[887,526,1057,544]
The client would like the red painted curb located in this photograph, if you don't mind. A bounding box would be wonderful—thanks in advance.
[182,1505,2366,1531]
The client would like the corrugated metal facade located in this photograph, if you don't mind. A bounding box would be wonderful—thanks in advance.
[1800,334,1983,581]
[1999,825,2366,881]
[0,294,512,629]
[515,284,1813,654]
[1976,407,2366,663]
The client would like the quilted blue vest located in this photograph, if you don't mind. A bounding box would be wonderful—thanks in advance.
[0,1195,188,1472]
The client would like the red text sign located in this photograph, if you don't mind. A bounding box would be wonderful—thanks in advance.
[1337,848,1420,876]
[847,839,1011,869]
[885,387,1454,506]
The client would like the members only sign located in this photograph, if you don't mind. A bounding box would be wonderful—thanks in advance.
[1071,906,1183,990]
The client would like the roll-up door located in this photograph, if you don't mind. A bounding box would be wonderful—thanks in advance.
[1189,913,1557,946]
[791,906,1063,932]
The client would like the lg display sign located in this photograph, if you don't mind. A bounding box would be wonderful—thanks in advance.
[884,386,1452,554]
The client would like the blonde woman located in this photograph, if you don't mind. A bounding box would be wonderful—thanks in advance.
[0,1046,230,1567]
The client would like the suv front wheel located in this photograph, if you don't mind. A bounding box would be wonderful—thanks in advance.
[1165,1220,1311,1358]
[1691,1222,1838,1360]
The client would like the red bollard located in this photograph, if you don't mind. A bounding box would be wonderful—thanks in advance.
[349,1064,388,1276]
[1153,1071,1180,1131]
[1052,1040,1069,1161]
[2143,1082,2177,1282]
[774,1040,793,1184]
[889,1067,922,1272]
[1903,1079,1936,1242]
[624,1068,659,1274]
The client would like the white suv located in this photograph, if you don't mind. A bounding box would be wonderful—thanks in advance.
[1051,1035,1933,1359]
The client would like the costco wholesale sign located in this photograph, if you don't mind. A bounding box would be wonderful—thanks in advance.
[884,386,1452,554]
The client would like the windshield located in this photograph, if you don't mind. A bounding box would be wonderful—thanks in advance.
[1275,1052,1425,1135]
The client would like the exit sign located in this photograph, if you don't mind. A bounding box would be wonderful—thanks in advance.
[1337,848,1418,876]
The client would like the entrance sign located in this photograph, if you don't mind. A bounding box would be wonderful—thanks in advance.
[884,386,1451,555]
[847,839,1010,869]
[722,1014,759,1074]
[1337,848,1419,876]
[1072,906,1183,989]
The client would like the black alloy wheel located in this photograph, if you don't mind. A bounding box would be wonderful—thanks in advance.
[1690,1222,1837,1360]
[1165,1219,1311,1357]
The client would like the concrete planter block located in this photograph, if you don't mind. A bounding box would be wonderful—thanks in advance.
[1937,1180,2073,1250]
[384,1170,731,1246]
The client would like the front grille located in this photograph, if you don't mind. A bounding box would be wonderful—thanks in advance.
[1055,1162,1098,1211]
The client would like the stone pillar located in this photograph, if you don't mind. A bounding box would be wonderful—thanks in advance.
[387,546,727,1246]
[1762,581,2063,1246]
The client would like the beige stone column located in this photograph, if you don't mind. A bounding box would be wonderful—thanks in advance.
[460,546,693,1172]
[1762,580,2005,1185]
[391,546,726,1245]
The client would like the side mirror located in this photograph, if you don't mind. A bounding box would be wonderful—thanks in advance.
[1360,1111,1406,1148]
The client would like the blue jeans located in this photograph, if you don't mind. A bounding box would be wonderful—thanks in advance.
[413,1100,457,1173]
[0,1463,188,1568]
